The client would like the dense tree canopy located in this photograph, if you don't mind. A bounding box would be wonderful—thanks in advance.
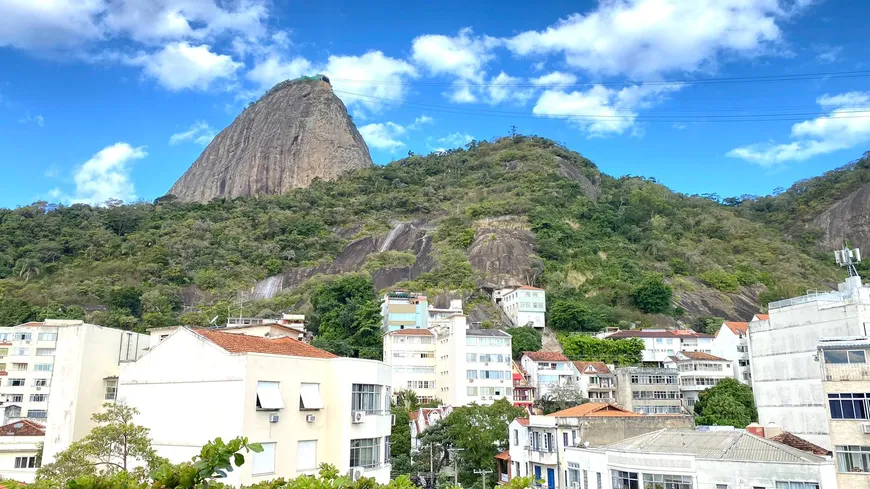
[308,275,383,359]
[693,378,758,428]
[631,274,672,314]
[508,327,542,359]
[560,335,644,366]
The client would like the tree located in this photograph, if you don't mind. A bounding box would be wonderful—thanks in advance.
[560,335,644,366]
[693,378,758,428]
[0,297,33,326]
[37,402,165,483]
[15,258,42,282]
[508,327,542,360]
[632,274,673,314]
[390,406,412,477]
[535,380,588,414]
[548,301,608,332]
[309,275,383,359]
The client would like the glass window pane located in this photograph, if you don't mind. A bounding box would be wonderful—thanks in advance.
[850,351,867,364]
[826,350,849,363]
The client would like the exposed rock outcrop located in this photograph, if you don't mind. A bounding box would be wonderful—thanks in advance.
[811,182,870,250]
[467,216,543,289]
[168,78,372,202]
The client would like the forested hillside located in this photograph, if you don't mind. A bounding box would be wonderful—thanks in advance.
[0,136,846,331]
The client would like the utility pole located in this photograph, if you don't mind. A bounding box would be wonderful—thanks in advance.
[430,442,435,489]
[474,469,492,489]
[447,447,465,485]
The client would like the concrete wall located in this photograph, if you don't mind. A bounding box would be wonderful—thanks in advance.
[559,415,695,447]
[614,368,681,414]
[822,371,870,489]
[0,435,42,482]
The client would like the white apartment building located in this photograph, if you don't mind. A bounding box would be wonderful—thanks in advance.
[663,351,733,410]
[382,312,513,407]
[383,329,437,404]
[119,327,393,485]
[564,428,836,489]
[520,352,573,399]
[712,320,752,385]
[604,330,715,366]
[750,276,870,449]
[570,362,616,402]
[428,300,463,327]
[0,320,150,465]
[0,419,44,482]
[495,287,546,329]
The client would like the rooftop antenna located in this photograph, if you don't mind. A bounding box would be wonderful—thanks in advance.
[834,243,862,278]
[209,315,219,327]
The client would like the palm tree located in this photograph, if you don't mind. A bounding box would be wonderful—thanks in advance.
[15,258,42,282]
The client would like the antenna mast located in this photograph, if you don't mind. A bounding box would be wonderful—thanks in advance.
[835,243,862,278]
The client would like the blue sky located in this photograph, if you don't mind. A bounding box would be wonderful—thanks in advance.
[1,0,870,208]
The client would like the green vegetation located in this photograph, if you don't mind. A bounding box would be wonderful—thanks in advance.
[693,378,758,428]
[631,274,673,314]
[308,275,383,359]
[508,327,542,359]
[560,335,644,365]
[535,381,588,414]
[0,136,848,333]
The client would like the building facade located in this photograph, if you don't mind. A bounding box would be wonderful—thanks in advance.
[570,362,616,402]
[750,276,870,449]
[383,330,438,404]
[496,287,546,329]
[663,351,733,410]
[0,419,44,482]
[614,367,682,414]
[512,361,535,412]
[381,291,429,332]
[712,321,752,385]
[818,336,870,489]
[604,330,715,366]
[520,352,574,399]
[119,327,393,485]
[564,428,836,489]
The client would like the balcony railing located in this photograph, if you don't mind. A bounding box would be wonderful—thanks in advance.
[822,363,870,382]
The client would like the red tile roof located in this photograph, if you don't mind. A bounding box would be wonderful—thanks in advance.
[195,329,337,359]
[389,329,434,336]
[516,286,544,291]
[548,403,640,418]
[607,329,715,339]
[676,351,729,361]
[723,321,749,335]
[0,420,45,436]
[769,432,830,456]
[515,418,530,426]
[754,314,770,321]
[495,450,511,460]
[523,351,569,362]
[572,361,611,374]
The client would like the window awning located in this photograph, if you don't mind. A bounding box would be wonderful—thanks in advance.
[300,383,324,410]
[256,381,284,410]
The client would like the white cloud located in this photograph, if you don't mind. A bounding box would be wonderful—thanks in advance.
[438,132,474,147]
[414,115,434,126]
[0,0,105,50]
[131,42,242,91]
[245,56,312,88]
[531,71,578,87]
[169,120,217,145]
[814,45,842,64]
[532,83,682,137]
[412,28,502,102]
[505,0,805,78]
[359,122,407,151]
[18,112,45,127]
[52,142,147,205]
[727,91,870,166]
[486,72,535,105]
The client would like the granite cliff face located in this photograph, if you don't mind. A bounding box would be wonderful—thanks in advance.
[168,78,373,202]
[811,182,870,250]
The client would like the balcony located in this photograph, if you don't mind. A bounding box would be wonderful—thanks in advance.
[823,363,870,382]
[524,447,557,465]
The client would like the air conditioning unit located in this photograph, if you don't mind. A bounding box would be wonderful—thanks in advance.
[500,379,504,383]
[571,483,580,489]
[352,411,366,423]
[391,414,397,426]
[862,422,870,434]
[349,467,364,481]
[269,414,280,423]
[35,387,41,391]
[305,414,316,423]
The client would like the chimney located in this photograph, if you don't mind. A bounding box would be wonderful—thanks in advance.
[746,422,765,437]
[764,422,783,439]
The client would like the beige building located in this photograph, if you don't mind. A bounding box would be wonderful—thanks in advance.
[0,419,44,482]
[818,336,870,489]
[615,367,682,414]
[119,327,393,485]
[663,351,734,410]
[570,361,616,402]
[383,329,437,404]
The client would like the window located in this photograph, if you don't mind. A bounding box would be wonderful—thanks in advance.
[27,410,47,419]
[836,445,870,473]
[298,383,324,410]
[256,381,284,410]
[14,456,37,469]
[393,351,406,358]
[611,470,638,489]
[643,474,692,489]
[467,387,478,396]
[33,378,49,387]
[350,438,380,468]
[351,384,381,414]
[563,432,569,447]
[38,333,57,341]
[513,429,519,446]
[825,349,867,364]
[481,370,504,380]
[716,485,728,489]
[408,381,435,390]
[583,470,588,489]
[9,378,24,386]
[11,363,27,371]
[467,353,477,362]
[13,333,31,341]
[36,348,55,356]
[467,370,478,379]
[385,436,392,462]
[29,394,47,402]
[8,395,23,403]
[297,440,317,470]
[11,348,29,356]
[829,393,870,419]
[251,442,276,475]
[466,337,477,346]
[775,483,819,489]
[597,473,602,489]
[34,364,52,372]
[105,379,118,400]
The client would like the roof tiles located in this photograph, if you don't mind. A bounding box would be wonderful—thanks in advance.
[572,361,611,374]
[389,329,434,336]
[195,329,337,359]
[523,351,569,362]
[548,403,640,418]
[723,321,749,335]
[0,420,45,436]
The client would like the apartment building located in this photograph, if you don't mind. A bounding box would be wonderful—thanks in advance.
[570,361,616,402]
[614,367,682,414]
[119,327,393,485]
[0,320,150,465]
[749,275,870,449]
[409,406,452,451]
[505,404,693,489]
[604,329,715,366]
[712,320,752,385]
[0,419,44,482]
[818,336,870,489]
[428,299,463,327]
[520,352,573,399]
[381,291,428,332]
[663,351,733,410]
[383,329,437,404]
[564,428,836,489]
[512,361,535,413]
[495,287,546,329]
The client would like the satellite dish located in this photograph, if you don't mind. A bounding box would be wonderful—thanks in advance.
[209,316,219,325]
